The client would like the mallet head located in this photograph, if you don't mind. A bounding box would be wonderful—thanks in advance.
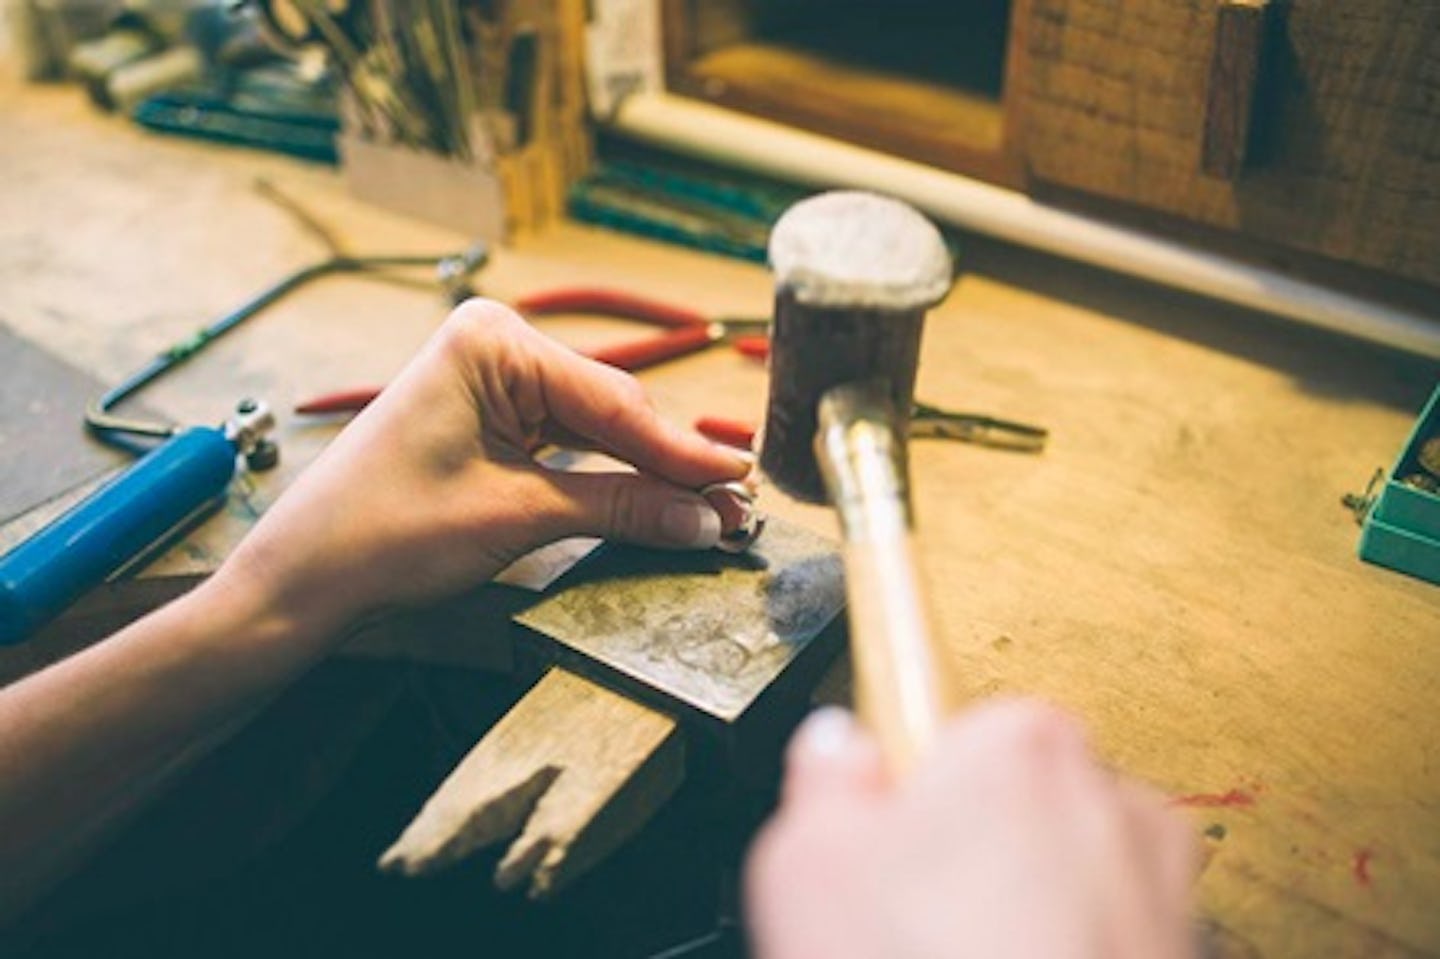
[759,191,953,502]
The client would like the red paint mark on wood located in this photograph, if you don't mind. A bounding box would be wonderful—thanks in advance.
[1168,789,1256,809]
[1353,849,1374,888]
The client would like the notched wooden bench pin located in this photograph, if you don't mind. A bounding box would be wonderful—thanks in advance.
[378,517,841,898]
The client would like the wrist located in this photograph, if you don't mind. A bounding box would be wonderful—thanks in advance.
[195,546,349,670]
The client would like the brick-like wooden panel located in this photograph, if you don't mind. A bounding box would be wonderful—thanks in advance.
[1023,0,1440,286]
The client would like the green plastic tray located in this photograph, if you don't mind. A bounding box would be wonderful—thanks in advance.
[1358,384,1440,584]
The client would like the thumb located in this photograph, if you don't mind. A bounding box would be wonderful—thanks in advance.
[547,470,723,549]
[782,707,886,808]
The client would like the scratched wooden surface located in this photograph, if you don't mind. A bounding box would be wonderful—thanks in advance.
[2,72,1439,956]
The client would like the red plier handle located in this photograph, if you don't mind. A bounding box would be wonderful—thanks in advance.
[586,323,721,370]
[515,288,709,329]
[694,415,757,450]
[517,286,728,372]
[297,288,759,415]
[295,387,386,415]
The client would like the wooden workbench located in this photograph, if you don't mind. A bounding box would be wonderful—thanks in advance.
[2,73,1438,956]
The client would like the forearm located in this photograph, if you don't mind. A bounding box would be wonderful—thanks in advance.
[0,302,749,923]
[0,568,337,920]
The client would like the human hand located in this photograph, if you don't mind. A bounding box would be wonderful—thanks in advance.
[745,700,1196,959]
[218,299,750,638]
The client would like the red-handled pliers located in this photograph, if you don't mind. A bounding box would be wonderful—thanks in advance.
[295,287,770,415]
[514,287,769,370]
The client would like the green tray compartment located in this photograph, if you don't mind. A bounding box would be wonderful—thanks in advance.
[1359,384,1440,584]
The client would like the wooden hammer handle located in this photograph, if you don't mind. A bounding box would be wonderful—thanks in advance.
[842,533,948,772]
[817,382,951,772]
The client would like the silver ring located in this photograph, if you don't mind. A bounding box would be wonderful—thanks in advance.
[700,481,766,553]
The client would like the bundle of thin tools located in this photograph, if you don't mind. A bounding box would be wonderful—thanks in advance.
[249,0,488,160]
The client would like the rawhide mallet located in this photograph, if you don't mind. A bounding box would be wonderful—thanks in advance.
[760,190,955,773]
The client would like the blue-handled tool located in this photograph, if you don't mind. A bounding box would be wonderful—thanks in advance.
[0,403,275,645]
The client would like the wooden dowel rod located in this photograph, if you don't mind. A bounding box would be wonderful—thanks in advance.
[816,382,951,772]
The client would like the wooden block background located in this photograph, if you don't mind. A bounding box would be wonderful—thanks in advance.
[1022,0,1440,287]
